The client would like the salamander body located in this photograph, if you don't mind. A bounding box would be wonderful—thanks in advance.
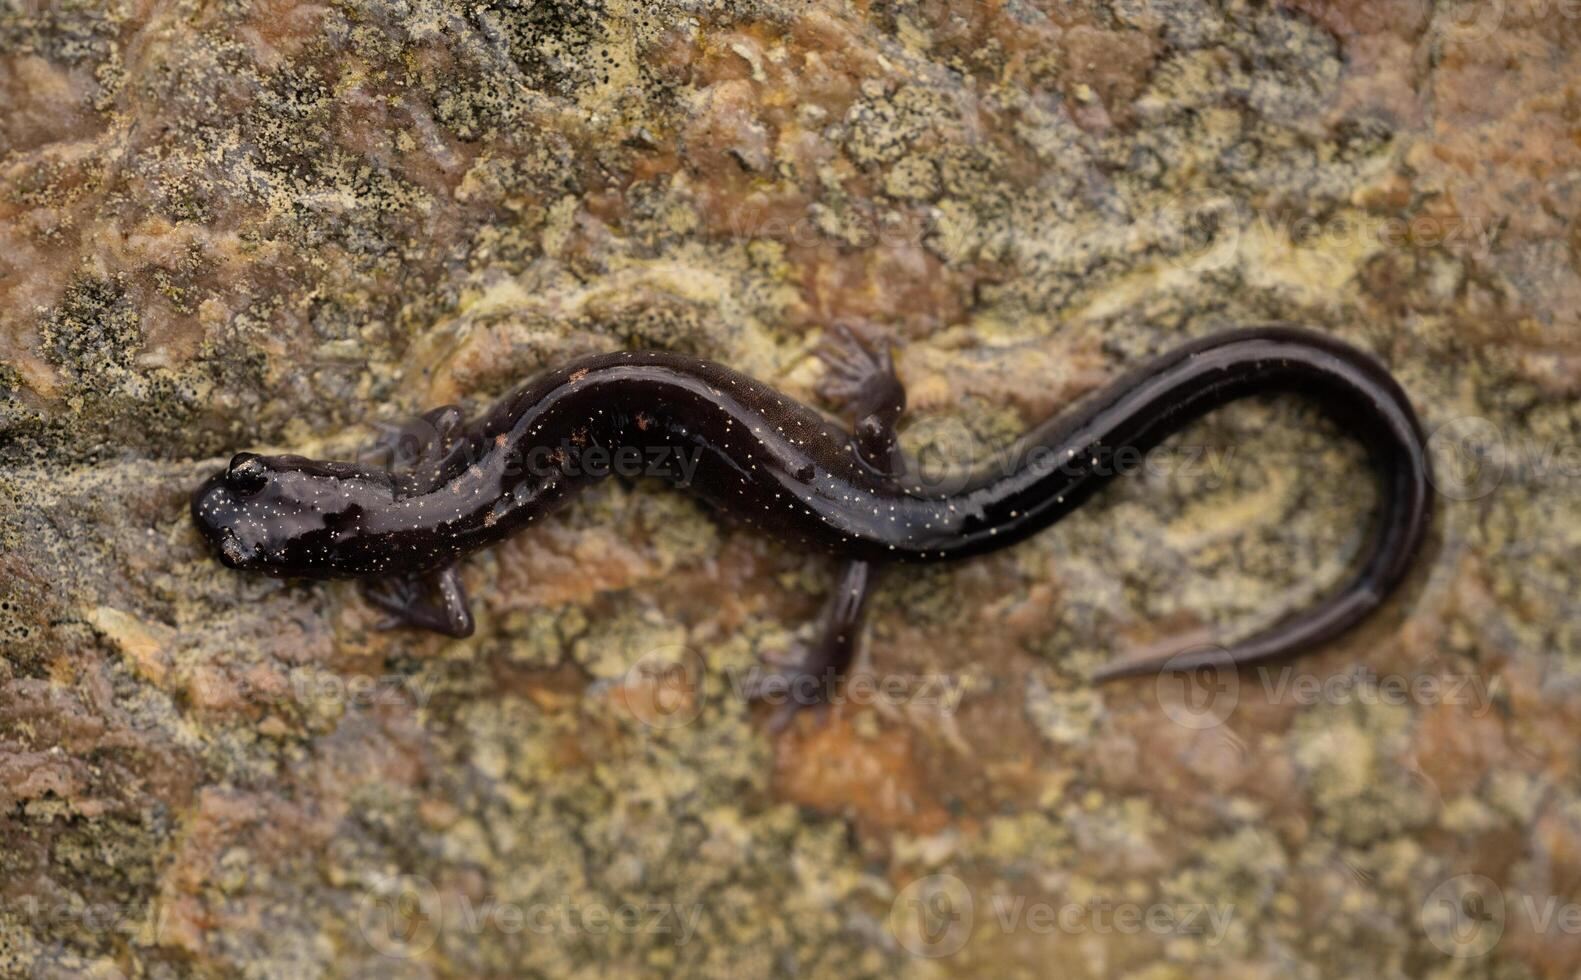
[192,325,1432,688]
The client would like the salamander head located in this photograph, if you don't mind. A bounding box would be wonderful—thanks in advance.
[191,452,396,577]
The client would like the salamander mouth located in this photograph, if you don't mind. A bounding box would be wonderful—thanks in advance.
[216,528,259,568]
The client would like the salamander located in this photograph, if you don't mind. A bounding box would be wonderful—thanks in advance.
[191,324,1433,717]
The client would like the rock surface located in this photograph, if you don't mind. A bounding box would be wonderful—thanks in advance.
[2,0,1579,977]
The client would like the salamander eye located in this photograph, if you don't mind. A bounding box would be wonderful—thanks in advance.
[226,452,268,496]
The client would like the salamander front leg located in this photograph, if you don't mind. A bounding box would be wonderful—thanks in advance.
[816,322,906,475]
[360,405,465,473]
[361,565,475,639]
[747,559,878,731]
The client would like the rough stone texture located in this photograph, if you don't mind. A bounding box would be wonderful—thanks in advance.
[2,0,1579,977]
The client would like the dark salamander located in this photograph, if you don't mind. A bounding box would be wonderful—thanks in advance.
[192,325,1433,715]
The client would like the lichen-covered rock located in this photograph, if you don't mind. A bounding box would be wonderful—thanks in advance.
[3,0,1579,977]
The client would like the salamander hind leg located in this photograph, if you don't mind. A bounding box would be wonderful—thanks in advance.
[361,565,475,639]
[815,322,906,475]
[746,559,877,731]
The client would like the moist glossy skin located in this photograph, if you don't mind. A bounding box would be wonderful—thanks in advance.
[192,325,1433,682]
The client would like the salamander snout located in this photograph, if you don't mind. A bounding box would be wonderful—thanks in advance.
[191,466,264,570]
